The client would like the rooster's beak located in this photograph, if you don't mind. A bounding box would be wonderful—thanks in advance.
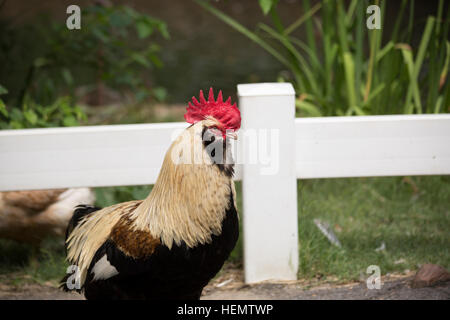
[226,132,238,140]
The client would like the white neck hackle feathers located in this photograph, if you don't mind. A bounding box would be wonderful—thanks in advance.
[66,118,236,285]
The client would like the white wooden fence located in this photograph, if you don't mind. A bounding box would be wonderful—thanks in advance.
[1,83,449,284]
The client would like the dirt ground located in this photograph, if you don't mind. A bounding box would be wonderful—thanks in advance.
[0,267,448,300]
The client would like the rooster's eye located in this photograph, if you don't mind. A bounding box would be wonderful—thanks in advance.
[205,127,222,139]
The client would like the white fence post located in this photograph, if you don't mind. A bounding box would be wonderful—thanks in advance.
[238,83,298,283]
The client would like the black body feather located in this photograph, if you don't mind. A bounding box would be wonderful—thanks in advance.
[64,205,101,242]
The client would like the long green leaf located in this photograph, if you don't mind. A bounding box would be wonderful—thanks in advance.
[364,0,381,102]
[285,1,321,35]
[259,23,320,96]
[376,41,395,63]
[440,42,450,90]
[299,0,318,57]
[336,0,356,109]
[289,37,325,78]
[296,99,322,117]
[403,17,435,113]
[392,0,407,42]
[399,45,419,114]
[354,0,364,107]
[364,83,385,106]
[434,95,443,113]
[194,0,291,68]
[345,0,359,27]
[321,0,334,99]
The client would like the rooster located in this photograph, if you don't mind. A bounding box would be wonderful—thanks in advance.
[61,88,241,300]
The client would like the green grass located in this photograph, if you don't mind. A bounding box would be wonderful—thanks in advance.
[0,237,67,286]
[0,176,448,285]
[297,175,450,282]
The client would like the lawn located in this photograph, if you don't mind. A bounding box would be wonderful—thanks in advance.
[0,175,448,286]
[297,175,450,282]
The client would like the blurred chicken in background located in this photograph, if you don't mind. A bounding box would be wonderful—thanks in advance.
[0,188,95,245]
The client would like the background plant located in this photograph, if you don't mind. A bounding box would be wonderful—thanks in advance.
[0,4,169,121]
[197,0,449,116]
[0,89,86,129]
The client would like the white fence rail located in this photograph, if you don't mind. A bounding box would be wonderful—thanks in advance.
[1,83,450,284]
[295,114,450,178]
[0,122,187,191]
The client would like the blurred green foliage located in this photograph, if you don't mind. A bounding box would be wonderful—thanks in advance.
[94,185,153,208]
[0,4,169,128]
[198,0,450,116]
[0,94,86,129]
[0,84,8,119]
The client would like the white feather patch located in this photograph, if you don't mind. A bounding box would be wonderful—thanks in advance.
[91,255,119,281]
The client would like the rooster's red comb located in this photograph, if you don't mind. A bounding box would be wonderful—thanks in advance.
[184,88,241,131]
